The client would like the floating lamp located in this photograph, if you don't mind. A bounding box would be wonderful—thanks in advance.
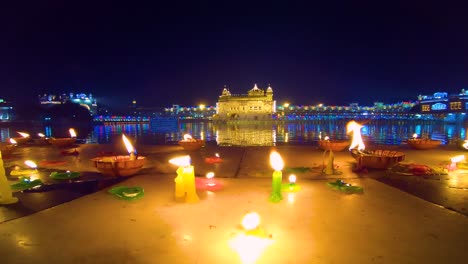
[178,134,205,151]
[282,174,301,192]
[269,151,284,203]
[407,132,441,150]
[10,160,39,177]
[0,150,18,204]
[169,155,199,203]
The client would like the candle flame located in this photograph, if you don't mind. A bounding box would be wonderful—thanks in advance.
[451,155,465,163]
[206,172,215,179]
[347,120,365,151]
[183,134,193,141]
[69,128,77,138]
[289,174,297,183]
[269,151,284,171]
[17,132,30,138]
[215,153,220,158]
[24,160,37,169]
[38,133,45,138]
[9,138,17,144]
[122,134,135,155]
[412,133,418,139]
[241,212,260,231]
[169,155,191,167]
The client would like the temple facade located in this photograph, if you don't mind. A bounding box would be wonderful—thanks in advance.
[214,84,276,121]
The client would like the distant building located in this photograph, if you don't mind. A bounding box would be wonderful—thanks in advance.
[0,99,14,121]
[39,93,98,114]
[417,89,468,114]
[214,84,276,121]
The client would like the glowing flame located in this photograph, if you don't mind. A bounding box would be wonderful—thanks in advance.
[183,134,193,141]
[463,140,468,150]
[451,155,465,163]
[289,174,297,183]
[169,155,191,167]
[241,212,260,231]
[347,121,365,151]
[412,133,418,139]
[215,153,220,158]
[206,172,215,179]
[24,160,37,169]
[17,132,30,138]
[122,134,135,155]
[9,138,17,144]
[37,133,45,138]
[269,151,284,171]
[69,128,77,138]
[324,136,330,141]
[229,234,273,264]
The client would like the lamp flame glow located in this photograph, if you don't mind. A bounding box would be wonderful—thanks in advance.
[24,160,37,169]
[289,174,297,183]
[169,155,191,167]
[269,151,284,171]
[17,132,30,138]
[183,134,193,141]
[463,140,468,150]
[451,155,465,163]
[9,138,17,144]
[122,134,135,155]
[215,153,220,158]
[412,133,418,139]
[38,133,45,138]
[324,136,330,141]
[206,172,215,179]
[241,212,260,231]
[69,128,77,138]
[347,121,365,151]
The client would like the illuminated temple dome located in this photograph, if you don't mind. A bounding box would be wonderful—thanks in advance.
[215,84,276,121]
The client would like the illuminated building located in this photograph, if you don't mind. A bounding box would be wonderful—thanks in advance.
[0,99,14,121]
[417,90,468,114]
[214,84,276,121]
[38,93,98,114]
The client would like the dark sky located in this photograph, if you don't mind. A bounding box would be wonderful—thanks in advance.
[1,1,467,108]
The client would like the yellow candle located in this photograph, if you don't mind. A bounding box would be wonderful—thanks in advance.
[170,156,199,203]
[0,150,19,204]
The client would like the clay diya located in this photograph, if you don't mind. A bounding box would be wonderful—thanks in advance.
[351,149,405,169]
[8,132,31,144]
[92,134,146,177]
[48,128,77,147]
[179,134,205,151]
[407,139,442,150]
[318,139,349,152]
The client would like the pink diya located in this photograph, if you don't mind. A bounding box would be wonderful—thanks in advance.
[195,172,223,191]
[204,153,223,164]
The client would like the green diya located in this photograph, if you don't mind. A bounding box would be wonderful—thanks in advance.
[327,179,363,194]
[11,177,43,191]
[49,171,80,180]
[108,186,144,201]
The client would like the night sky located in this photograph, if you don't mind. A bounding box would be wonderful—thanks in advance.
[1,1,467,108]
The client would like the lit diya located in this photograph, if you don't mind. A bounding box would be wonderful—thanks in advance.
[92,134,146,177]
[178,134,205,151]
[347,121,405,169]
[11,176,43,191]
[406,133,442,150]
[318,136,349,152]
[33,133,49,145]
[10,160,39,178]
[48,128,77,147]
[195,172,223,191]
[204,153,223,164]
[8,131,31,144]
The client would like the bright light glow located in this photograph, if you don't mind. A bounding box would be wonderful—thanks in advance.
[69,128,77,138]
[199,104,205,110]
[169,155,191,167]
[215,153,220,158]
[241,212,260,231]
[463,140,468,149]
[206,172,215,179]
[122,134,135,154]
[17,132,30,138]
[9,138,17,144]
[200,131,204,140]
[269,151,284,171]
[451,155,465,163]
[324,136,330,141]
[283,102,290,108]
[287,193,295,204]
[37,133,45,138]
[183,134,193,141]
[24,160,37,169]
[347,121,365,151]
[229,234,274,264]
[289,174,297,183]
[412,133,418,139]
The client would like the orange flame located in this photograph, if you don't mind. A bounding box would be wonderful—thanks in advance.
[69,128,77,138]
[451,155,465,163]
[24,160,37,169]
[347,121,365,151]
[9,138,17,144]
[38,133,45,138]
[289,174,297,183]
[122,134,135,155]
[183,134,193,141]
[463,140,468,150]
[169,155,191,167]
[17,132,30,138]
[269,151,284,171]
